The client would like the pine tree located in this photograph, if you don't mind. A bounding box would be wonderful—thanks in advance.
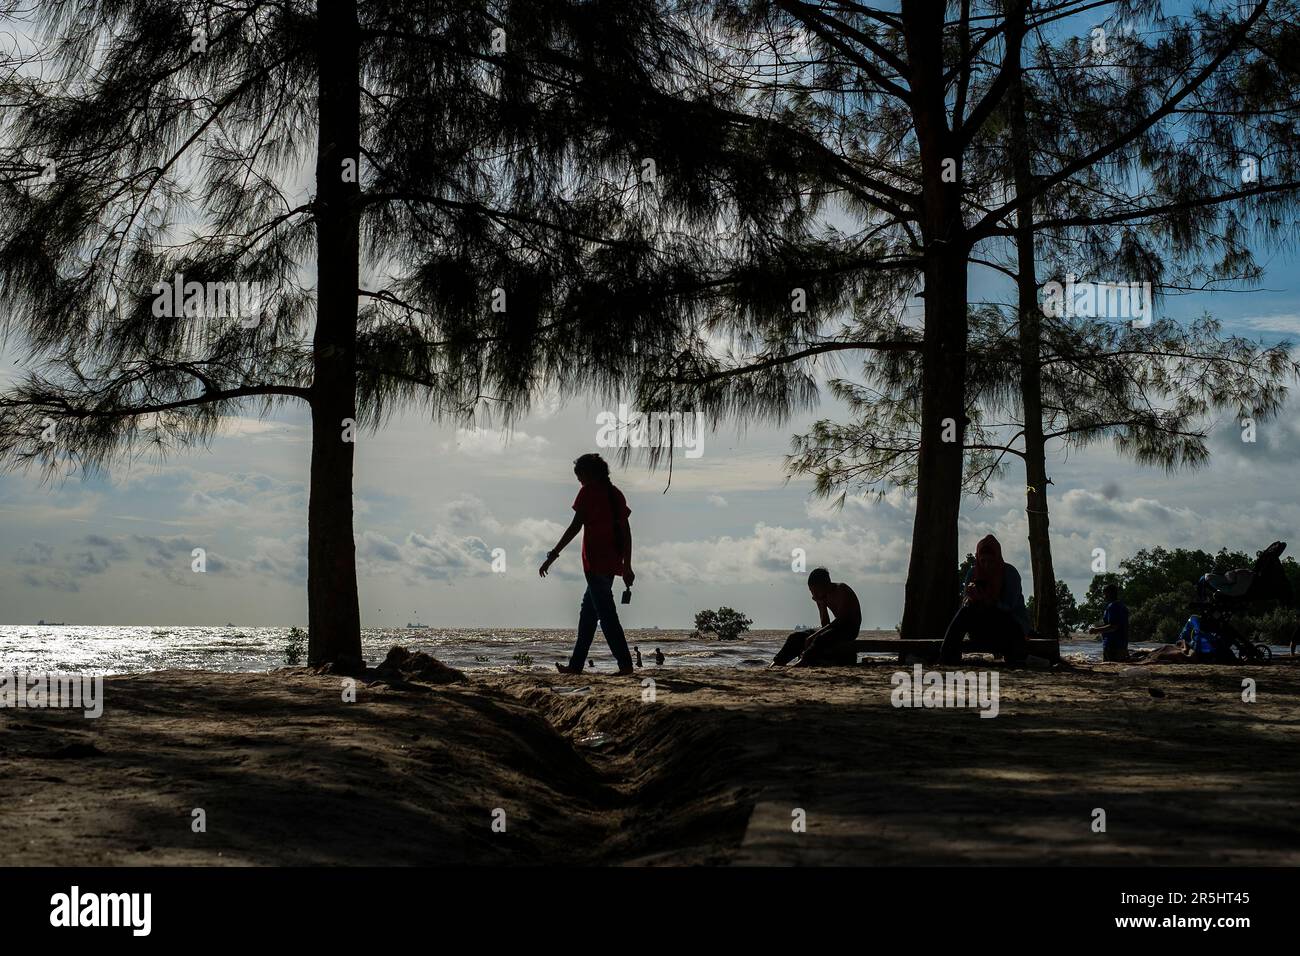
[656,0,1300,637]
[0,0,801,665]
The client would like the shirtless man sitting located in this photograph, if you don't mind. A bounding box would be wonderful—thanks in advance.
[770,567,863,667]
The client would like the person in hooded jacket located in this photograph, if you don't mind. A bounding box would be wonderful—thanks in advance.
[938,534,1031,665]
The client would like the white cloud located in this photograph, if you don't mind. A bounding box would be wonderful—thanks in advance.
[637,520,912,587]
[441,494,504,535]
[441,426,549,459]
[358,528,494,582]
[1239,314,1300,335]
[1054,488,1197,529]
[214,416,304,440]
[247,534,308,583]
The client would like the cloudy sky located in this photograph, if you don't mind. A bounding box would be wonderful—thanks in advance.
[2,1,1297,631]
[3,256,1298,630]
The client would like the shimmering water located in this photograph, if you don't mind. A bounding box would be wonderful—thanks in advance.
[0,624,780,675]
[0,624,1238,675]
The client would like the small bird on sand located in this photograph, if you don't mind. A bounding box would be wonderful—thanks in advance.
[634,646,643,668]
[654,647,665,666]
[587,659,595,669]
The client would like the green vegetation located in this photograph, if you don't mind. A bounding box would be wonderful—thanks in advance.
[1081,548,1300,645]
[692,608,754,642]
[1028,580,1082,635]
[283,627,307,666]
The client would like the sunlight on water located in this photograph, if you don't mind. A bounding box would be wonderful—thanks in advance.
[0,625,783,675]
[0,625,1227,675]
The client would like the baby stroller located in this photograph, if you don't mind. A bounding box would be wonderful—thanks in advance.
[1186,541,1295,662]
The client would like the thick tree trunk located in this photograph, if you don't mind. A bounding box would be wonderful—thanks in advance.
[901,249,969,638]
[899,2,968,639]
[307,0,363,668]
[1009,46,1058,637]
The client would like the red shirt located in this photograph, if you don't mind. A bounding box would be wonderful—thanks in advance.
[573,483,630,576]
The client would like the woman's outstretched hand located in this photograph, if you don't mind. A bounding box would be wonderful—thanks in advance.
[538,556,554,577]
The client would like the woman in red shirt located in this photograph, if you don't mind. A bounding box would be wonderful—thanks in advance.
[538,453,636,674]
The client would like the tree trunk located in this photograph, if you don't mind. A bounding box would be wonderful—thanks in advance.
[901,249,969,638]
[899,2,968,639]
[1009,41,1059,637]
[307,0,363,668]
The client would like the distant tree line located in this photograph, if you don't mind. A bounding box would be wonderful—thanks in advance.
[1015,546,1300,644]
[1080,547,1300,645]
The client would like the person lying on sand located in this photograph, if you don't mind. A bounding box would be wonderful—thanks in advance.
[1130,615,1226,665]
[771,568,862,667]
[1129,642,1196,665]
[938,534,1031,665]
[539,453,636,676]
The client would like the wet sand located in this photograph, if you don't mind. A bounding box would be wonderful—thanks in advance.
[2,655,1297,865]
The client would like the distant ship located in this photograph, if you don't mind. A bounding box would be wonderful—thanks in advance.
[406,622,429,629]
[37,619,66,626]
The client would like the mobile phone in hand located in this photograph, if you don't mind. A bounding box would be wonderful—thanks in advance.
[621,588,632,605]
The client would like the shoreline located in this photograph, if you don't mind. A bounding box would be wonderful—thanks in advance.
[2,656,1298,865]
[9,624,1280,680]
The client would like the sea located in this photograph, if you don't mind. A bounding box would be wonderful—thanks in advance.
[2,624,1275,676]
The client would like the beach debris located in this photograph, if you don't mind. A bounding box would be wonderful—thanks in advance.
[551,685,592,696]
[375,646,466,685]
[575,732,613,750]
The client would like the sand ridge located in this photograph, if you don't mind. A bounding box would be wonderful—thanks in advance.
[1,657,1297,865]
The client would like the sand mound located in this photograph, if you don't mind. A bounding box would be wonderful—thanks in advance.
[374,645,467,684]
[5,660,1298,865]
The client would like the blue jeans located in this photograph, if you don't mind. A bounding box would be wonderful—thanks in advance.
[568,573,633,671]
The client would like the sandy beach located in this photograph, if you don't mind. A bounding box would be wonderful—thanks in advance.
[3,653,1298,866]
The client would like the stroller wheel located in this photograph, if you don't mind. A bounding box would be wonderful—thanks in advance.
[1253,642,1273,661]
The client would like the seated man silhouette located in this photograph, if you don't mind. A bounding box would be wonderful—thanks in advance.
[771,568,862,667]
